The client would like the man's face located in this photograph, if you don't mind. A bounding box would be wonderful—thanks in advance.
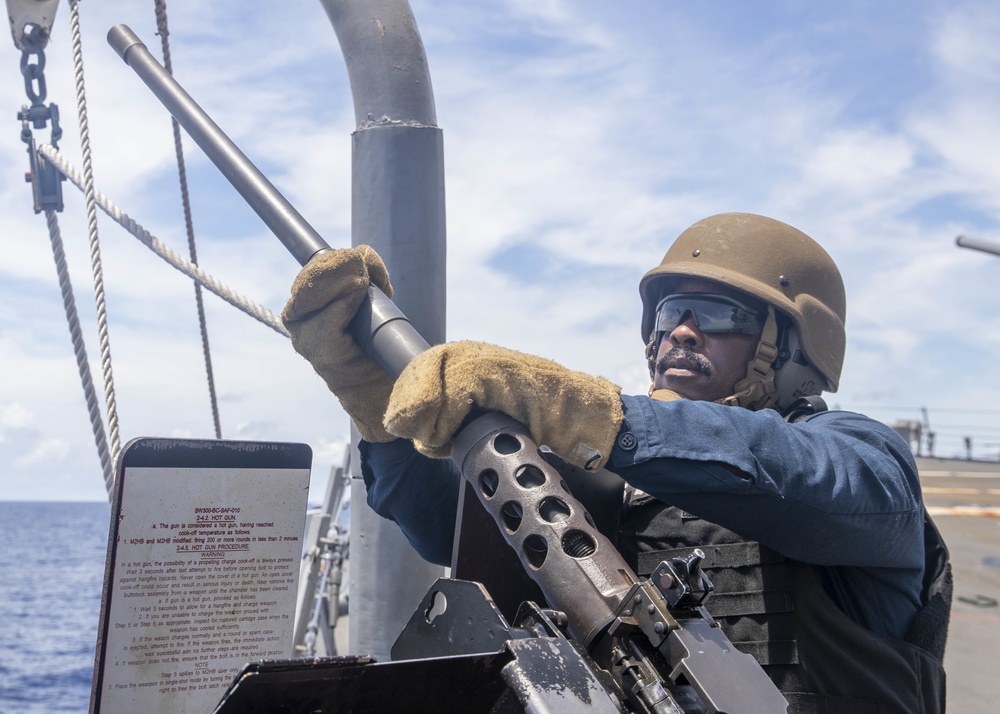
[652,278,762,402]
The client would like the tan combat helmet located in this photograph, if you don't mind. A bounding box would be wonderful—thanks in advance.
[639,213,846,412]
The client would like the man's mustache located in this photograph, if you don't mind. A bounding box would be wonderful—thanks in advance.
[656,346,712,376]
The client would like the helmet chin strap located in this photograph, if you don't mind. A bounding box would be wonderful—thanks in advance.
[718,306,779,411]
[645,337,658,382]
[644,306,780,411]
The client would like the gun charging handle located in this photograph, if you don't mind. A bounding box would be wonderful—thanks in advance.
[109,24,787,712]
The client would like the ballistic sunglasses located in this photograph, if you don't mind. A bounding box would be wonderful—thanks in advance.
[653,293,764,338]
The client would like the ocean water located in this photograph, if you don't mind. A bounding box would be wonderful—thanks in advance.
[0,501,110,714]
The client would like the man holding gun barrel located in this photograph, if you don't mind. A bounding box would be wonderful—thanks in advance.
[283,212,950,713]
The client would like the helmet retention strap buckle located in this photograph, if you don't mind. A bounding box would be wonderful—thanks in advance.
[720,306,779,411]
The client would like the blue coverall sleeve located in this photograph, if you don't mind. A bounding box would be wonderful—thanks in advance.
[360,397,926,638]
[609,396,925,572]
[359,438,460,566]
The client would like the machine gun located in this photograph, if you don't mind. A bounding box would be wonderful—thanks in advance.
[109,22,788,714]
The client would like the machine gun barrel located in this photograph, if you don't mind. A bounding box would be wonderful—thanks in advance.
[110,24,786,712]
[956,234,1000,258]
[108,24,326,266]
[106,23,428,377]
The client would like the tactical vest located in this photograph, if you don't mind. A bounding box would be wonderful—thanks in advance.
[618,495,950,713]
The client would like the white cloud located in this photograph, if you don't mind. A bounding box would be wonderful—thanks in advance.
[12,437,71,469]
[932,3,1000,84]
[313,438,349,468]
[804,131,915,189]
[0,403,31,431]
[5,0,1000,499]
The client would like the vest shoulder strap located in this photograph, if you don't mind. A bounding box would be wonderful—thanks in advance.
[904,509,952,661]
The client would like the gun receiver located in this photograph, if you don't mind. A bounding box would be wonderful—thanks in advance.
[109,24,786,712]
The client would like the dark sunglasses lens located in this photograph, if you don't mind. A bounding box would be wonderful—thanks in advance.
[655,295,761,336]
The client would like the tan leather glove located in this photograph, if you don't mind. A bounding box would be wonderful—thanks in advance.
[384,341,625,470]
[282,246,395,442]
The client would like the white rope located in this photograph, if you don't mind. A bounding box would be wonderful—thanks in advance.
[155,0,223,440]
[39,143,291,338]
[68,0,122,476]
[44,209,116,496]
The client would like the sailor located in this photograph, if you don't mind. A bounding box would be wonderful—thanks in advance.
[283,213,950,713]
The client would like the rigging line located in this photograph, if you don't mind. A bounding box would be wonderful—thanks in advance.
[919,427,1000,435]
[44,209,116,498]
[844,405,1000,415]
[38,144,291,338]
[154,0,222,440]
[68,0,122,469]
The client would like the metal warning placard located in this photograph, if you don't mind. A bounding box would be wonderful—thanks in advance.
[91,438,311,714]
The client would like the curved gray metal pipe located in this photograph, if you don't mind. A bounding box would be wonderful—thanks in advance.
[320,0,446,346]
[320,0,437,127]
[321,0,447,664]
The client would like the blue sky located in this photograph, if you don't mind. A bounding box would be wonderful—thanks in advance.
[2,0,1000,501]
